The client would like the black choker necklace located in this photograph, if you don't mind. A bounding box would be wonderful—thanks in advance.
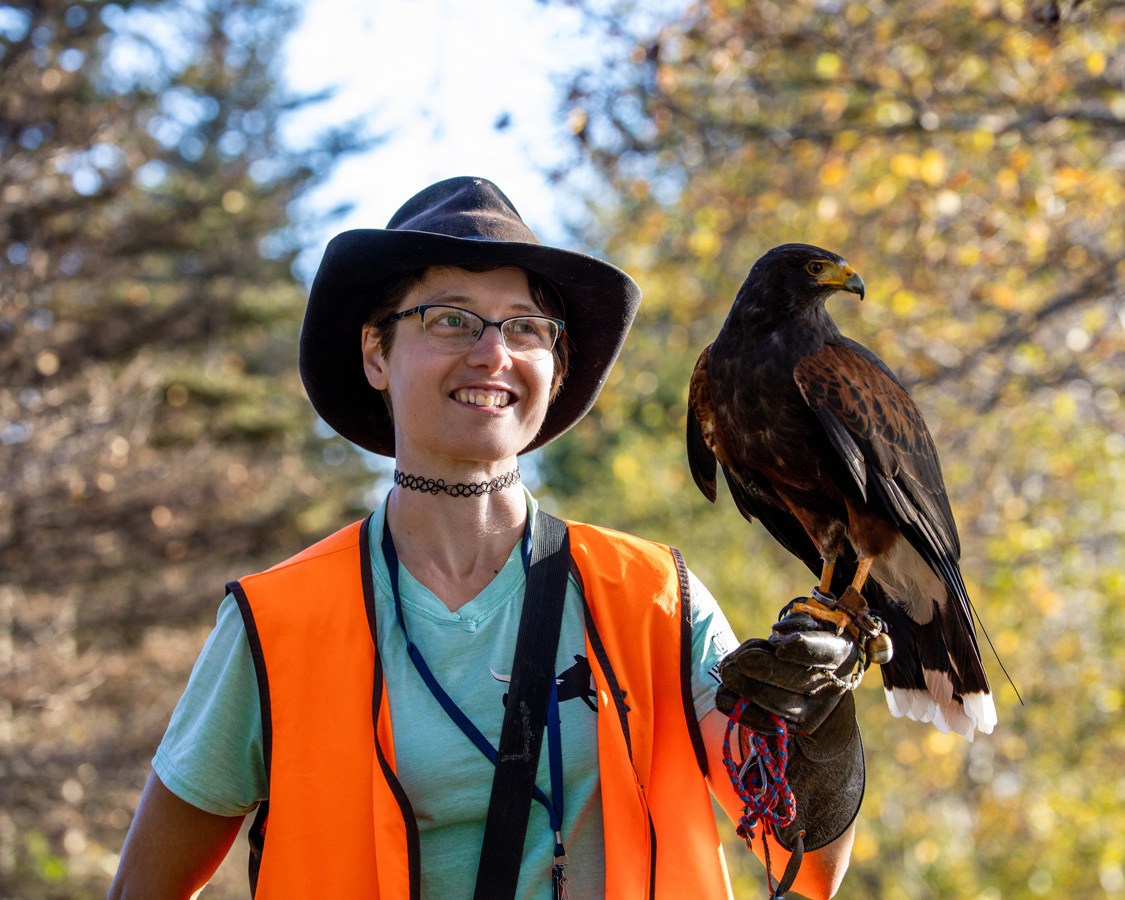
[393,467,521,498]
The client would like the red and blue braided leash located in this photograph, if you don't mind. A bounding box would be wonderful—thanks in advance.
[722,698,804,899]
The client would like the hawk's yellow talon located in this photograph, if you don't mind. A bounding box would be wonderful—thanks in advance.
[791,600,856,638]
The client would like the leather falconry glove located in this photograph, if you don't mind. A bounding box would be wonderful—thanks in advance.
[716,609,866,851]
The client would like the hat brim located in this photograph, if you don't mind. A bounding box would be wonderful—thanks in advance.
[300,229,641,457]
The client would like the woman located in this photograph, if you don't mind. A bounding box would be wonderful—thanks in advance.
[111,177,863,899]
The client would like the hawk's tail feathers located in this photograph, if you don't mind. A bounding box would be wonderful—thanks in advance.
[869,580,996,740]
[885,685,997,741]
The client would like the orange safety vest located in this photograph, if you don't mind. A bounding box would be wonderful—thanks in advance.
[230,516,732,899]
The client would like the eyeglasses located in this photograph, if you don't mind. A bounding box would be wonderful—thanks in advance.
[379,304,565,360]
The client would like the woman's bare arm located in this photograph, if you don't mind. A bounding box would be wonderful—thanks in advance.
[109,772,245,899]
[701,708,855,900]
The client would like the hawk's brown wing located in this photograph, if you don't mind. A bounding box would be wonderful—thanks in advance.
[689,343,838,575]
[794,338,966,605]
[796,340,996,734]
[687,344,718,502]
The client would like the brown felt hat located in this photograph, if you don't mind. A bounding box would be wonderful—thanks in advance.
[300,176,642,456]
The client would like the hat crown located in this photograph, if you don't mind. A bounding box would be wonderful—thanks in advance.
[386,176,541,246]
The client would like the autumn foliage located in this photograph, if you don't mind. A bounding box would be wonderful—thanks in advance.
[3,0,1122,897]
[1,0,373,894]
[542,0,1124,895]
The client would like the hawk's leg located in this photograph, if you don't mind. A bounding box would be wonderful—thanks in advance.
[798,554,876,633]
[794,553,854,634]
[849,555,873,594]
[792,554,892,665]
[777,505,870,634]
[817,554,837,596]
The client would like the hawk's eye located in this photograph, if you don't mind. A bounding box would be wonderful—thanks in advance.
[806,261,825,275]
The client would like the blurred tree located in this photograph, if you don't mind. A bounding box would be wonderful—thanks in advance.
[0,0,377,893]
[540,0,1124,896]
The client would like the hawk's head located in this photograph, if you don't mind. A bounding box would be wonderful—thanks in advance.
[732,243,865,327]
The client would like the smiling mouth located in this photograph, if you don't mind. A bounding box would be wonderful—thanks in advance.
[453,389,513,408]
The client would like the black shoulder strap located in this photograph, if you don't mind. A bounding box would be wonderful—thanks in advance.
[474,511,570,900]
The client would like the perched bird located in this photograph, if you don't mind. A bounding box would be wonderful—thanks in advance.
[688,243,996,739]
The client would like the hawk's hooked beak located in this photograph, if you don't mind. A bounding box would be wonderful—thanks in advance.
[818,262,866,300]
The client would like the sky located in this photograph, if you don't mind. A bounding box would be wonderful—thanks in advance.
[282,0,602,278]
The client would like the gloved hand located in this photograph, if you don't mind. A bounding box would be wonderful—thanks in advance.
[715,608,866,851]
[716,610,859,734]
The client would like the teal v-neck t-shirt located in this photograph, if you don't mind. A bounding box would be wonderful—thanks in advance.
[153,490,737,899]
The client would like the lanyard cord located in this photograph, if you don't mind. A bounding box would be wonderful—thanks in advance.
[381,522,566,847]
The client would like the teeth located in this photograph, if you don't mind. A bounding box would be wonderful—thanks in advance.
[455,389,511,408]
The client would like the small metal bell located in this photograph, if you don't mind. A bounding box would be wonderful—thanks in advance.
[866,631,894,665]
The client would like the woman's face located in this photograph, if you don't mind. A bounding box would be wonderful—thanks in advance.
[361,266,557,474]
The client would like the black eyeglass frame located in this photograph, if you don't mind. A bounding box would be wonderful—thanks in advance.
[377,304,567,355]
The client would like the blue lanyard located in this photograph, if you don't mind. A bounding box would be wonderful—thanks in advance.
[381,521,567,858]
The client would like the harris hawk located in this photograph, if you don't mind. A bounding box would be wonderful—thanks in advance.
[688,243,995,739]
